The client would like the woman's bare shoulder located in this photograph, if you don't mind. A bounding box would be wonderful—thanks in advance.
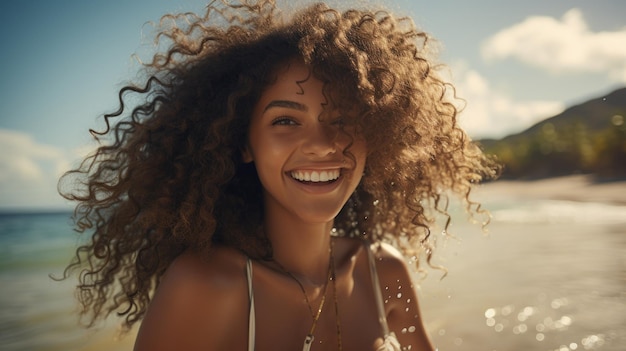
[369,241,409,271]
[368,241,436,351]
[367,241,416,304]
[134,246,250,351]
[334,237,406,273]
[167,246,248,288]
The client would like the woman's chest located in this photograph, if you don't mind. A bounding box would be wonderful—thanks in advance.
[253,274,387,351]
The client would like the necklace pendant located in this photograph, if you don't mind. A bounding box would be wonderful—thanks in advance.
[302,334,314,351]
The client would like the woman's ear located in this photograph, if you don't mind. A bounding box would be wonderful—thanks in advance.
[241,145,253,163]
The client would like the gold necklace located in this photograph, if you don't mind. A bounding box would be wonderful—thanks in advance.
[272,246,332,351]
[273,239,342,351]
[330,238,343,351]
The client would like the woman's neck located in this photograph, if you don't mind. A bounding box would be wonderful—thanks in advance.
[263,212,334,286]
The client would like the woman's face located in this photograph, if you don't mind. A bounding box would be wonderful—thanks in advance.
[244,59,366,225]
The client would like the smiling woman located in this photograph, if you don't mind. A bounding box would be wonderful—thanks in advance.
[57,1,499,350]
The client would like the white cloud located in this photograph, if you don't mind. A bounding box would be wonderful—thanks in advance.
[449,65,565,139]
[482,8,626,83]
[0,129,75,209]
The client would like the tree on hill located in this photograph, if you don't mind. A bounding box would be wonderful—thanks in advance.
[477,87,626,179]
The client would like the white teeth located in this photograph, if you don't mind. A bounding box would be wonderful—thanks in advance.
[291,170,340,183]
[320,171,328,181]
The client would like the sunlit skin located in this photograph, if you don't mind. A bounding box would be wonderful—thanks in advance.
[133,59,435,351]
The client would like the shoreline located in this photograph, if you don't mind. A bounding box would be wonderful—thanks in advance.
[474,174,626,205]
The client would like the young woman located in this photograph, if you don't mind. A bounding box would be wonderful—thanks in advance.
[59,1,498,350]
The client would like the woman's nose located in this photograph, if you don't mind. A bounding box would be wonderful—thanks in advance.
[301,124,338,157]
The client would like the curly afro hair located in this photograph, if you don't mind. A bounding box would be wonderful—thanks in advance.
[58,0,499,332]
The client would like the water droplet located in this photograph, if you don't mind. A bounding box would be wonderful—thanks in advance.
[513,324,528,334]
[569,342,578,350]
[396,293,402,298]
[494,323,504,332]
[401,328,408,334]
[560,316,572,326]
[536,333,545,341]
[486,318,495,327]
[384,299,388,304]
[385,286,389,291]
[408,326,416,333]
[397,285,402,290]
[405,307,409,312]
[501,305,514,316]
[543,317,554,327]
[582,334,600,347]
[406,298,411,303]
[373,200,380,206]
[438,329,446,336]
[484,308,496,318]
[611,114,624,126]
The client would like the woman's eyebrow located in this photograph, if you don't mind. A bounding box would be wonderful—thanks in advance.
[263,100,308,112]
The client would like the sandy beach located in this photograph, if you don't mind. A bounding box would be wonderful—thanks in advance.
[474,174,626,205]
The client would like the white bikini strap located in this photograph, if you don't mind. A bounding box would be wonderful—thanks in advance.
[246,258,256,351]
[366,243,391,337]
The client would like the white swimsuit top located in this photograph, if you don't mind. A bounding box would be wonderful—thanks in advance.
[245,243,401,351]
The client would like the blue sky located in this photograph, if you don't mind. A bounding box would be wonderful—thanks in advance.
[1,0,625,209]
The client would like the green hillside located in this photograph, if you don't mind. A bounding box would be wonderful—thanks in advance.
[478,87,626,179]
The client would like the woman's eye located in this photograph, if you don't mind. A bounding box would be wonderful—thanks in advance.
[271,117,298,126]
[331,117,345,126]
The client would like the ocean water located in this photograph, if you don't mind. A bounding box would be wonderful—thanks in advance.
[420,197,626,351]
[1,195,625,351]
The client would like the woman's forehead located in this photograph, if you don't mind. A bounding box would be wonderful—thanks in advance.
[260,57,364,117]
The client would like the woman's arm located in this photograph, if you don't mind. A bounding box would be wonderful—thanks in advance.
[376,243,436,351]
